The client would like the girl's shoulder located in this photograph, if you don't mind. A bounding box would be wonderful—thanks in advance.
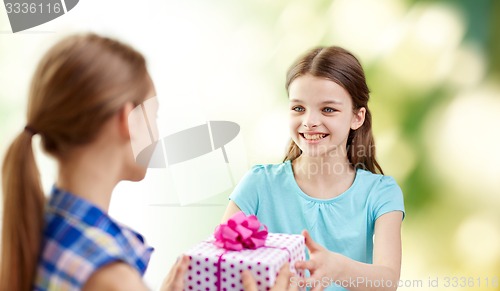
[40,188,153,284]
[355,169,405,220]
[355,168,401,190]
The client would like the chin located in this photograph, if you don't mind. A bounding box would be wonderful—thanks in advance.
[125,166,148,182]
[299,145,338,158]
[301,151,326,158]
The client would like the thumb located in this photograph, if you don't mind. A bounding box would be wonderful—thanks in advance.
[241,270,258,291]
[302,230,322,253]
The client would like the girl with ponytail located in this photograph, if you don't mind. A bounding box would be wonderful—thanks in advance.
[223,46,405,290]
[0,33,189,290]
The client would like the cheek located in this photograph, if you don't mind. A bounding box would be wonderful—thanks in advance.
[326,118,351,136]
[289,116,301,130]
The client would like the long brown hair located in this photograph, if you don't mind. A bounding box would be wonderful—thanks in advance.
[0,33,151,290]
[283,46,383,174]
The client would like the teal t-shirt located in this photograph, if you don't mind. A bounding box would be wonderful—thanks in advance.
[229,161,405,290]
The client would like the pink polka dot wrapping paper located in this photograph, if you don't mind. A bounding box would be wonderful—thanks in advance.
[183,233,305,291]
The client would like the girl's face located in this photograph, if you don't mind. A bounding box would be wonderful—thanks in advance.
[288,74,365,158]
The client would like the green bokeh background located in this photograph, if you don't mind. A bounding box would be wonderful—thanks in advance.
[1,0,499,289]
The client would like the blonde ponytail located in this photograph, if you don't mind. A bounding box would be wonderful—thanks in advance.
[1,32,150,290]
[1,129,45,290]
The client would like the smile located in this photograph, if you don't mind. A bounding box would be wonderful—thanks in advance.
[300,133,329,141]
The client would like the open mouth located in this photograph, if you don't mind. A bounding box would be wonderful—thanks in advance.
[300,133,329,141]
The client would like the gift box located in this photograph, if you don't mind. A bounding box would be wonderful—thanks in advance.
[183,212,305,291]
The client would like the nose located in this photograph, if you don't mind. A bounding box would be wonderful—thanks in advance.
[302,111,320,128]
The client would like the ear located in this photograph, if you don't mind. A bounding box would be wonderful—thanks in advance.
[117,102,135,140]
[351,107,366,130]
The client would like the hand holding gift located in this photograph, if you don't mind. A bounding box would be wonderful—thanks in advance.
[242,263,300,291]
[183,211,305,291]
[161,255,191,291]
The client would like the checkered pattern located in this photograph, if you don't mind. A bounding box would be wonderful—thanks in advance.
[33,187,153,290]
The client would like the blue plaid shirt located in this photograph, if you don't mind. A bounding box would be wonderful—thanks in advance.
[34,187,154,290]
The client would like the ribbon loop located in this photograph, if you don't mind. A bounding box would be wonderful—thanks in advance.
[214,211,268,250]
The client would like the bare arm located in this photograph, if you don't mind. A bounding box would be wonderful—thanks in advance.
[83,255,190,291]
[338,211,403,291]
[221,200,242,222]
[82,262,148,291]
[296,211,403,291]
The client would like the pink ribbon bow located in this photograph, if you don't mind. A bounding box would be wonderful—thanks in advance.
[214,211,268,251]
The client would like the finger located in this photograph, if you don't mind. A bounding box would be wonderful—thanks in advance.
[292,276,324,291]
[241,270,258,291]
[305,276,325,291]
[294,260,316,272]
[310,284,325,291]
[295,277,309,289]
[172,255,190,281]
[272,263,292,290]
[161,255,190,291]
[302,230,323,253]
[288,276,300,291]
[168,255,185,279]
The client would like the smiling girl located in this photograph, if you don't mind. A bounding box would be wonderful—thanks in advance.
[223,46,405,290]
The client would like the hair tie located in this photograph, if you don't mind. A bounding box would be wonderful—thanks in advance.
[24,125,38,136]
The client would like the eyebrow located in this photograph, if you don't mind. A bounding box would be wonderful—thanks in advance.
[289,98,343,105]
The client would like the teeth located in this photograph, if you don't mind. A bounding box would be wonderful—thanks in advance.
[303,133,326,140]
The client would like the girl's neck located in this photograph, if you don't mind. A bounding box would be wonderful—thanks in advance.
[56,147,121,212]
[291,154,357,199]
[292,154,355,181]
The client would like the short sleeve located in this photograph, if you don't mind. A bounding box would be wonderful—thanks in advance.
[372,176,405,221]
[229,165,266,216]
